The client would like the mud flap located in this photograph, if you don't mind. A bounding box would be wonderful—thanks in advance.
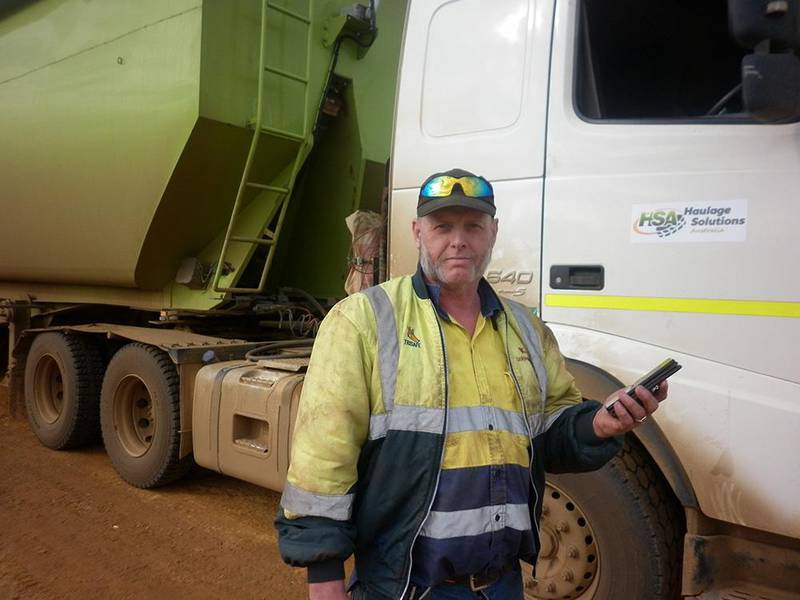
[683,532,800,597]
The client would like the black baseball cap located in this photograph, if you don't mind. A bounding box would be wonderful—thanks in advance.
[417,168,496,217]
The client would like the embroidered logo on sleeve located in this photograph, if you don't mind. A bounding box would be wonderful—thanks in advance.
[404,327,422,348]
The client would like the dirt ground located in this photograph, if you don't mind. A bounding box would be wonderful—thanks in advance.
[0,387,308,600]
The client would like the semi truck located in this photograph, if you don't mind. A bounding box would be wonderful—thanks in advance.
[1,1,799,598]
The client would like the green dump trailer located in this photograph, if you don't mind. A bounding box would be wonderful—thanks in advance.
[0,0,403,310]
[0,0,407,485]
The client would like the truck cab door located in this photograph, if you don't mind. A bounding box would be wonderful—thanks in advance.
[389,0,554,307]
[542,0,800,542]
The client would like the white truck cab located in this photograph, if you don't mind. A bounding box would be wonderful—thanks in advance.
[390,1,800,598]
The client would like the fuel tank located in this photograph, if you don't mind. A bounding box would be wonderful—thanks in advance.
[192,358,304,491]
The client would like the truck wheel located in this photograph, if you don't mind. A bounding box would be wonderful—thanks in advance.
[526,439,684,600]
[24,332,104,449]
[100,343,191,488]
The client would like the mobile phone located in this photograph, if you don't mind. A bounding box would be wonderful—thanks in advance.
[605,358,682,414]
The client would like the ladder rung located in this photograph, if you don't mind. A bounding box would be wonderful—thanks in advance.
[261,126,305,142]
[230,236,275,246]
[267,2,311,24]
[246,182,290,193]
[264,64,308,84]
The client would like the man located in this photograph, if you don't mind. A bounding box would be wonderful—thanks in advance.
[275,168,667,600]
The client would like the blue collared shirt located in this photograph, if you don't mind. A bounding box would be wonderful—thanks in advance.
[424,276,503,322]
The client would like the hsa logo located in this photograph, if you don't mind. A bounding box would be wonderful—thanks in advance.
[633,209,686,237]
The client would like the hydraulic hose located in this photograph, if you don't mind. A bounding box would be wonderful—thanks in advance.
[244,339,314,362]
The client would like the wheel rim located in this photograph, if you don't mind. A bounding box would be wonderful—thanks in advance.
[112,375,156,458]
[524,482,601,600]
[33,354,64,424]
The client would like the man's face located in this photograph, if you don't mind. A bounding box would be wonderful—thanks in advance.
[412,207,498,289]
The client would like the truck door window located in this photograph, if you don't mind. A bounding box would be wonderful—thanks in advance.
[575,0,751,122]
[422,0,530,136]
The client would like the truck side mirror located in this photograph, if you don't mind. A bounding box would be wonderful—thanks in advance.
[728,0,800,121]
[742,52,800,122]
[728,0,800,50]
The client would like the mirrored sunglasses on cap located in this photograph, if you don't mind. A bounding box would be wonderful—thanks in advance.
[419,175,494,199]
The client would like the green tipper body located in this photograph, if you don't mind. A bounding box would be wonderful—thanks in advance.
[0,0,406,310]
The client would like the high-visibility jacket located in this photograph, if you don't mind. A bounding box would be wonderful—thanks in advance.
[275,269,621,599]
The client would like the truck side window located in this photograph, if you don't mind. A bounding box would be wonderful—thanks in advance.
[575,0,749,121]
[422,0,530,136]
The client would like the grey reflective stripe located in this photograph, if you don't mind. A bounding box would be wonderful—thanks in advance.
[544,405,571,432]
[362,286,445,441]
[505,300,548,424]
[369,405,444,440]
[446,405,528,437]
[527,405,575,437]
[391,404,444,434]
[362,285,398,415]
[419,503,532,539]
[369,413,390,440]
[280,481,354,520]
[527,413,542,436]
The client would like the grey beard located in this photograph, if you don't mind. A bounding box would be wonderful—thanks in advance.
[418,247,493,287]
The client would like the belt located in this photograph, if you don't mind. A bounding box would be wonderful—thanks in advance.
[442,562,517,592]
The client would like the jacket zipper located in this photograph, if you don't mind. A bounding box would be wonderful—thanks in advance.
[503,316,542,552]
[399,306,449,599]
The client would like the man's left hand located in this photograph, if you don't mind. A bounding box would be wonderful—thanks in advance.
[592,381,669,438]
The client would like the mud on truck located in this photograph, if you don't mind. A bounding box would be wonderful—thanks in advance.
[1,1,799,598]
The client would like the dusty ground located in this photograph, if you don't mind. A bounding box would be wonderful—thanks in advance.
[0,387,308,600]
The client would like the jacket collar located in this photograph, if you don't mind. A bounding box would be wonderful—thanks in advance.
[411,263,503,322]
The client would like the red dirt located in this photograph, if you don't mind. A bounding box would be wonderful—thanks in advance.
[0,387,307,600]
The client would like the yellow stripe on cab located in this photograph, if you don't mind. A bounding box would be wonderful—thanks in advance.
[544,294,800,318]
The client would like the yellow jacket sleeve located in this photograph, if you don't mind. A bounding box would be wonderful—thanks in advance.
[283,298,374,518]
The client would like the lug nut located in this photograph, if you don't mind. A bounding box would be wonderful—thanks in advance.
[556,521,569,533]
[568,546,579,559]
[562,569,574,582]
[546,583,556,593]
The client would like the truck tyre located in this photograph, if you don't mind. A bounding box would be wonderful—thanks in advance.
[100,343,191,488]
[526,438,684,600]
[24,332,104,449]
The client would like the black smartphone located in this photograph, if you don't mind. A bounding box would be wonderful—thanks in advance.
[605,358,682,414]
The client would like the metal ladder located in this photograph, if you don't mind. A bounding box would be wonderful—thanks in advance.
[211,0,313,294]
